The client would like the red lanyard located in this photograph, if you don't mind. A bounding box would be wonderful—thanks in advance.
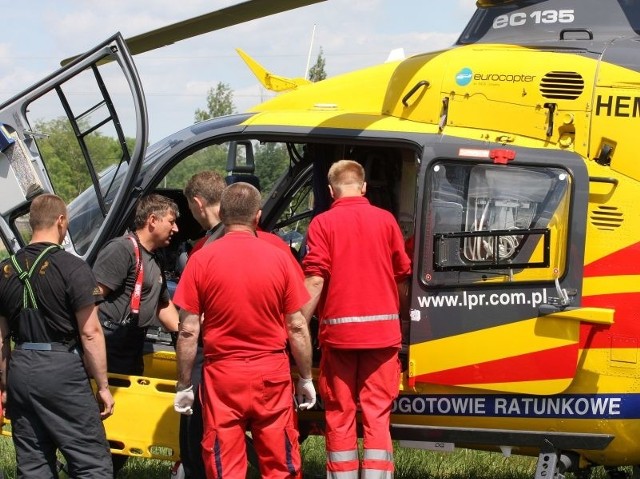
[127,236,144,316]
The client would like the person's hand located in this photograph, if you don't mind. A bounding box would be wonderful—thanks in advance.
[295,377,316,410]
[96,388,115,419]
[174,385,194,415]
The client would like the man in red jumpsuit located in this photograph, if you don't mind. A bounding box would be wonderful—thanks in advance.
[173,182,316,479]
[302,159,412,479]
[178,171,304,479]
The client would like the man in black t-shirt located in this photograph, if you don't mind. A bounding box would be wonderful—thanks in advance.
[0,194,114,478]
[93,193,180,477]
[93,194,180,376]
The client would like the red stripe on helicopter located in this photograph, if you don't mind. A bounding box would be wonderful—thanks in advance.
[581,291,640,348]
[414,343,578,385]
[584,241,640,277]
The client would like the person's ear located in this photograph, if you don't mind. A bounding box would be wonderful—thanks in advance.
[328,185,335,199]
[148,214,158,230]
[361,182,367,196]
[255,209,262,227]
[57,214,68,242]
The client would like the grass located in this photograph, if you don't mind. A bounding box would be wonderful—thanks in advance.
[0,435,629,478]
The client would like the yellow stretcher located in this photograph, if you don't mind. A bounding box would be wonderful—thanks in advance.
[2,342,182,462]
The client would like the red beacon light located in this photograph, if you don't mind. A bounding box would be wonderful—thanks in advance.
[490,149,516,164]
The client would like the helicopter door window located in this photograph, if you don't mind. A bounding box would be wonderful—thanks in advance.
[271,169,314,256]
[149,140,296,279]
[463,166,551,264]
[24,64,139,256]
[422,162,571,287]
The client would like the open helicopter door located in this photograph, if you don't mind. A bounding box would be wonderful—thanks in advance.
[0,33,147,264]
[407,143,614,395]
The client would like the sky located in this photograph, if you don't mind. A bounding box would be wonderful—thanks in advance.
[0,1,477,143]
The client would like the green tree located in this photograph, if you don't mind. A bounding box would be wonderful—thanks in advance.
[255,142,290,194]
[308,47,327,82]
[34,118,128,203]
[194,82,236,122]
[162,144,228,189]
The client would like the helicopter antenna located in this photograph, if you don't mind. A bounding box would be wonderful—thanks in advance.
[305,24,317,80]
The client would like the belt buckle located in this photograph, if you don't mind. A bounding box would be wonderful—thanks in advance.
[101,319,118,331]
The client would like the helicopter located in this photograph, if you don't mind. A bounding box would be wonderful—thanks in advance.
[0,0,640,477]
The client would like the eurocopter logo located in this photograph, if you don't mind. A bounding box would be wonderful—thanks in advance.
[455,67,536,86]
[455,67,473,86]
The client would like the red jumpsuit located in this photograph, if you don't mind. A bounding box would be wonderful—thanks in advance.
[192,229,301,275]
[174,231,310,479]
[256,231,304,277]
[303,196,411,479]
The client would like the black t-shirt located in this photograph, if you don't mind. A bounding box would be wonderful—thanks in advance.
[0,242,103,337]
[93,236,170,328]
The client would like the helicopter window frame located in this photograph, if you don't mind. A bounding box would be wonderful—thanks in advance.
[420,160,572,287]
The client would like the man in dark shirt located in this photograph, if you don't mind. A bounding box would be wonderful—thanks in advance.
[93,193,180,375]
[93,193,180,476]
[0,193,114,478]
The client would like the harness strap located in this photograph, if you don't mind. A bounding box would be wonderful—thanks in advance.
[10,244,62,309]
[127,235,144,317]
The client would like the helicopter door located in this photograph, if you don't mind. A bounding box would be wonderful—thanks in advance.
[407,144,612,395]
[0,33,147,263]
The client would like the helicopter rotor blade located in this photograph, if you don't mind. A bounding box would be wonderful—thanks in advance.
[60,0,326,66]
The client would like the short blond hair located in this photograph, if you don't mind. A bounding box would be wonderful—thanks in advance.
[327,160,365,190]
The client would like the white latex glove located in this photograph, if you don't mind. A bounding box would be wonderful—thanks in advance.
[174,385,194,415]
[295,377,316,410]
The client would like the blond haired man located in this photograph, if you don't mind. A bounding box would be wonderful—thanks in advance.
[302,160,412,479]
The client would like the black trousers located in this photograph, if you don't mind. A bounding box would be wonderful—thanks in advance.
[7,350,112,479]
[102,324,148,477]
[102,324,147,376]
[179,347,206,479]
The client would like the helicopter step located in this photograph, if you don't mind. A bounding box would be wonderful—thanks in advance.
[534,446,575,479]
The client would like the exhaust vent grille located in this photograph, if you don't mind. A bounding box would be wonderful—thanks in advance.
[590,206,623,231]
[540,71,584,100]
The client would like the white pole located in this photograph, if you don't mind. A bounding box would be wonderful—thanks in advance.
[305,24,317,80]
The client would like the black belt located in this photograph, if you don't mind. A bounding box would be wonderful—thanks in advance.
[15,342,79,354]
